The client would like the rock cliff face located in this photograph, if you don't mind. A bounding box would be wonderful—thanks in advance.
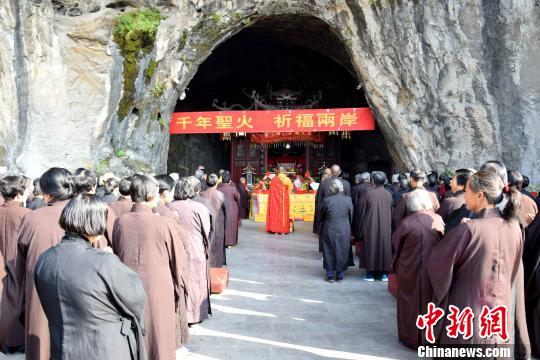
[0,0,539,180]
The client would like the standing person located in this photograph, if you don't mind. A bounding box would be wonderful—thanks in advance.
[426,171,440,200]
[113,175,188,359]
[508,170,538,228]
[27,178,45,210]
[154,174,176,215]
[218,171,241,246]
[102,177,120,204]
[315,165,351,235]
[352,172,371,241]
[0,176,31,353]
[318,179,354,282]
[313,167,332,234]
[356,171,393,282]
[436,168,475,222]
[73,168,97,195]
[109,177,133,218]
[195,168,208,192]
[169,177,211,325]
[200,174,227,268]
[266,166,294,234]
[34,195,147,360]
[523,212,540,357]
[391,189,444,348]
[521,175,534,200]
[15,168,74,360]
[393,169,440,228]
[428,170,530,357]
[238,176,250,219]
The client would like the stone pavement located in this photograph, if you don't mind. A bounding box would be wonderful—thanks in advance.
[184,221,417,360]
[0,221,418,360]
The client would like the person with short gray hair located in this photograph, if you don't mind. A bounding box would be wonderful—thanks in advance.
[199,173,226,268]
[391,189,444,348]
[217,171,241,246]
[113,174,189,357]
[195,169,208,191]
[355,170,393,282]
[169,176,212,325]
[35,194,147,360]
[317,178,354,282]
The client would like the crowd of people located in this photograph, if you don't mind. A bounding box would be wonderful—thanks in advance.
[0,167,243,359]
[2,159,540,358]
[314,160,540,358]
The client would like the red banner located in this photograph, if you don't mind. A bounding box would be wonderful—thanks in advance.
[170,108,375,134]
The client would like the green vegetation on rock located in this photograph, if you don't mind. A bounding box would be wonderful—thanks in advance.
[145,59,157,82]
[113,8,163,119]
[116,149,127,158]
[152,82,166,98]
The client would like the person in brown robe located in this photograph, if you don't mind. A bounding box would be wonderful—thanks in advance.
[393,169,440,228]
[238,177,250,219]
[153,174,192,348]
[15,167,74,360]
[27,178,45,211]
[201,173,227,268]
[356,171,393,282]
[523,212,540,357]
[427,170,530,357]
[218,171,241,247]
[169,176,212,325]
[113,175,188,359]
[436,168,474,222]
[109,176,134,218]
[352,172,372,240]
[391,189,444,349]
[0,176,31,352]
[508,170,538,228]
[313,168,332,234]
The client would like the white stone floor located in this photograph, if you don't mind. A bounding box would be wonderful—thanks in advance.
[1,221,418,360]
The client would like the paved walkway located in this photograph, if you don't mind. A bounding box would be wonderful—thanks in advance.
[185,221,417,360]
[1,221,418,360]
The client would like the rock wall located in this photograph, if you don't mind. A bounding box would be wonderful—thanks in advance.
[0,0,538,181]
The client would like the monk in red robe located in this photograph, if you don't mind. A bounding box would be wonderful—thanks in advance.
[266,167,293,234]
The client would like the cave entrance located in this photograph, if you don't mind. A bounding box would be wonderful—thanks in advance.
[168,15,393,182]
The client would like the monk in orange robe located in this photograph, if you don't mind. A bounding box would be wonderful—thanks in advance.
[266,167,294,234]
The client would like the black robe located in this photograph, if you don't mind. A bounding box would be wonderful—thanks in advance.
[35,234,147,360]
[318,193,354,272]
[524,212,540,357]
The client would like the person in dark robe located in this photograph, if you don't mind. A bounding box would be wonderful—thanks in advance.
[508,170,538,228]
[426,171,440,200]
[521,175,534,200]
[436,168,475,222]
[196,166,208,192]
[393,173,409,206]
[266,167,294,234]
[391,189,444,349]
[73,168,97,195]
[356,171,393,282]
[427,170,530,357]
[393,169,440,228]
[315,165,351,239]
[438,173,452,199]
[154,174,175,214]
[313,168,332,234]
[238,176,250,219]
[0,176,30,353]
[113,175,188,359]
[109,177,133,218]
[169,177,211,325]
[15,167,74,359]
[101,177,119,204]
[318,179,354,282]
[523,212,540,357]
[218,171,241,245]
[200,174,226,268]
[27,178,45,210]
[352,172,371,241]
[34,195,147,360]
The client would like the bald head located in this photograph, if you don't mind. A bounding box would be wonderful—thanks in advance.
[278,166,286,174]
[323,168,331,176]
[330,164,341,176]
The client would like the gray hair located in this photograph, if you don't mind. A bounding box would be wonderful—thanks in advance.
[361,172,370,182]
[278,166,286,173]
[182,176,199,199]
[405,189,433,212]
[330,164,341,176]
[194,169,205,180]
[329,179,344,194]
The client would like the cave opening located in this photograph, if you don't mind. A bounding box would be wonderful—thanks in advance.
[168,15,393,181]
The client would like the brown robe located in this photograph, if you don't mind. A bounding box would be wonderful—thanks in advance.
[393,187,440,228]
[517,192,538,229]
[352,183,372,240]
[200,188,227,267]
[218,182,241,246]
[436,190,465,222]
[428,208,530,357]
[237,183,250,219]
[391,211,444,348]
[356,185,393,272]
[523,212,540,357]
[169,199,211,324]
[113,204,188,359]
[0,201,30,349]
[15,199,68,360]
[152,201,191,347]
[109,196,133,218]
